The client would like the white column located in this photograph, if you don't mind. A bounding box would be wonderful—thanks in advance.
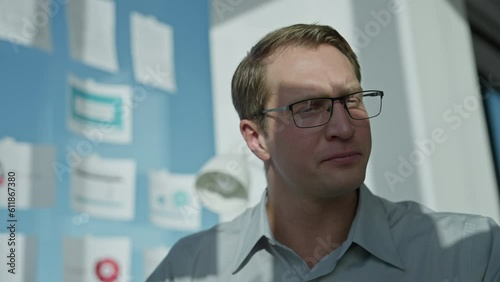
[398,0,499,221]
[358,0,500,222]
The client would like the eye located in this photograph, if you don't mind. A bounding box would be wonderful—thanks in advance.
[293,100,327,114]
[346,95,362,108]
[302,105,321,113]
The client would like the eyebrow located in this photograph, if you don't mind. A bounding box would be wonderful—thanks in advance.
[342,85,363,94]
[282,84,364,104]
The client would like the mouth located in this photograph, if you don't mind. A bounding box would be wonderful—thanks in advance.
[321,152,361,165]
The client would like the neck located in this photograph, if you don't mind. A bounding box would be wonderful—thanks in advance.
[266,185,359,269]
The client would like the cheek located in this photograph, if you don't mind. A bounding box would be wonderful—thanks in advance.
[283,133,323,168]
[355,121,372,150]
[265,113,295,136]
[275,128,314,158]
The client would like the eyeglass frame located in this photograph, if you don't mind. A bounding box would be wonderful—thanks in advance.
[260,90,384,128]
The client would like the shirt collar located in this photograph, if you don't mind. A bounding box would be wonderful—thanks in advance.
[232,184,406,273]
[349,184,405,270]
[232,188,272,274]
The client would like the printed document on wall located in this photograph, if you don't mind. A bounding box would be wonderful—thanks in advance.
[0,137,56,208]
[0,233,37,282]
[131,12,177,93]
[149,170,201,231]
[71,154,136,220]
[63,235,131,282]
[67,75,133,144]
[67,0,118,72]
[0,0,52,51]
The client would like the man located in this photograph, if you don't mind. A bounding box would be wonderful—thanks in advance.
[148,24,500,281]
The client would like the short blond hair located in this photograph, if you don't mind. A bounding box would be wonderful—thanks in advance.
[231,23,361,132]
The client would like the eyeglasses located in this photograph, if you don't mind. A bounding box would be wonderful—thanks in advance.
[261,90,384,128]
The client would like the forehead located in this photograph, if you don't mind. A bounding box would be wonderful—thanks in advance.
[265,45,360,103]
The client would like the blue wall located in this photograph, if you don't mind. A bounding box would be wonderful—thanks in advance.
[485,88,500,184]
[0,0,218,281]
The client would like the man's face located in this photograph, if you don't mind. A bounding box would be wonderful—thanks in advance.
[260,44,372,199]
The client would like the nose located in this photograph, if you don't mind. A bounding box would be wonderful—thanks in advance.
[324,101,355,140]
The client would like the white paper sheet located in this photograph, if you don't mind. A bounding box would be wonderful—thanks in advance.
[131,12,177,93]
[149,170,201,231]
[0,233,37,282]
[63,235,131,282]
[71,154,136,221]
[0,0,52,51]
[143,246,170,280]
[67,75,133,144]
[0,137,56,208]
[67,0,118,72]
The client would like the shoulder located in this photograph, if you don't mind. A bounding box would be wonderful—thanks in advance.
[169,205,256,256]
[146,206,257,281]
[376,195,500,278]
[376,195,499,238]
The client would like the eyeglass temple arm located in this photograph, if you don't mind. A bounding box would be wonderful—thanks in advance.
[262,105,290,114]
[363,91,384,98]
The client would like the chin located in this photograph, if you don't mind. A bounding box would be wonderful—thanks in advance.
[312,182,360,200]
[321,174,364,196]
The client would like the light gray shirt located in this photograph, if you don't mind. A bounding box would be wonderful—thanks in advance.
[147,185,500,281]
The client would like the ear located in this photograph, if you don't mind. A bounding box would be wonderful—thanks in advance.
[240,119,270,161]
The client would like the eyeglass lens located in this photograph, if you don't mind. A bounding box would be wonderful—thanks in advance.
[291,92,381,128]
